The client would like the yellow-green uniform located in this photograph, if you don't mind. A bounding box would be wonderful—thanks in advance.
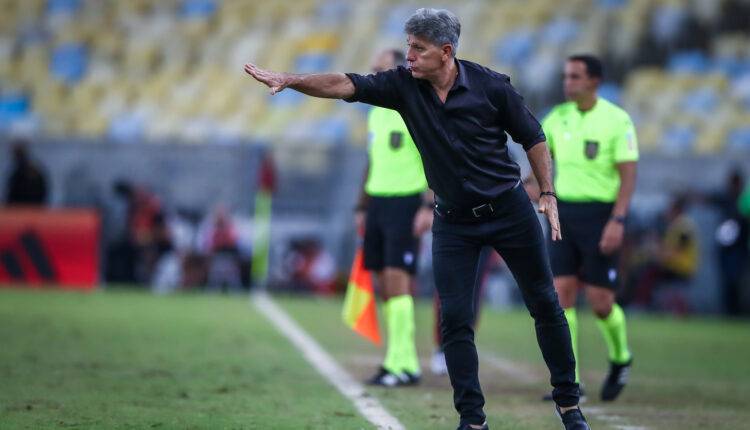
[365,107,427,197]
[542,97,637,386]
[544,97,639,203]
[363,106,426,382]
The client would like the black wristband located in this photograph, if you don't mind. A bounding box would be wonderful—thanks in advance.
[611,215,626,224]
[540,191,557,199]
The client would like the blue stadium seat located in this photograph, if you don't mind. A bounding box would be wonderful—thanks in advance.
[181,0,217,19]
[668,51,710,74]
[494,29,536,67]
[47,0,81,15]
[295,53,332,74]
[268,90,304,108]
[382,5,413,37]
[599,82,622,105]
[713,56,750,79]
[541,17,579,46]
[661,124,696,154]
[650,4,687,45]
[50,42,87,84]
[316,1,350,27]
[681,87,719,115]
[597,0,628,10]
[0,89,31,130]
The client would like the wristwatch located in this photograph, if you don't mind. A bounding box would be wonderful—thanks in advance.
[611,215,626,224]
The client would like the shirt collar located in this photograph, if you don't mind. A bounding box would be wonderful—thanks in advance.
[452,59,469,91]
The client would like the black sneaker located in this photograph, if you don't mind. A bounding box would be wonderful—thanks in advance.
[601,358,632,401]
[366,366,405,387]
[401,370,421,386]
[542,386,586,403]
[555,405,590,430]
[456,421,489,430]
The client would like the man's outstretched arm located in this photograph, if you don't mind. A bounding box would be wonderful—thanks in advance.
[244,63,355,99]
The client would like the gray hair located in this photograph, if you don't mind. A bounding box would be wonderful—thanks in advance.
[404,8,461,57]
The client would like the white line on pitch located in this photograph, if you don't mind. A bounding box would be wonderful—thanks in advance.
[252,291,405,430]
[481,350,538,384]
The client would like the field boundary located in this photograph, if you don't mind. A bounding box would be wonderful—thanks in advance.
[252,292,405,430]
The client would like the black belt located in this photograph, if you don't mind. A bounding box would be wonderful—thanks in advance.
[434,181,520,221]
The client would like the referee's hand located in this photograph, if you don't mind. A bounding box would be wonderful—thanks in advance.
[538,195,562,241]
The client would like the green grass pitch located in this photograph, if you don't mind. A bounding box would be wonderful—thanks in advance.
[1,288,748,429]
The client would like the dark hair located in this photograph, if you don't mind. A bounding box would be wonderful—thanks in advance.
[567,54,603,79]
[391,49,406,67]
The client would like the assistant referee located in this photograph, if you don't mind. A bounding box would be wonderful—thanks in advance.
[543,54,637,402]
[354,48,432,387]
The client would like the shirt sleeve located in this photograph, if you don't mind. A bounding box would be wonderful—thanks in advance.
[613,114,639,162]
[344,68,404,110]
[497,77,546,151]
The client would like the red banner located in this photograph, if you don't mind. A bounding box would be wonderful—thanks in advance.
[0,208,100,289]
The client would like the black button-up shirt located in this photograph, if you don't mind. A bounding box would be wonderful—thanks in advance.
[345,59,545,206]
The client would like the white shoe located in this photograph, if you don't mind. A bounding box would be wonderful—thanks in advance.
[430,350,448,376]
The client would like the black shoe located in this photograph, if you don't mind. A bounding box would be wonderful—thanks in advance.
[542,386,586,403]
[601,358,632,401]
[555,405,590,430]
[366,366,405,387]
[456,422,489,430]
[401,370,421,386]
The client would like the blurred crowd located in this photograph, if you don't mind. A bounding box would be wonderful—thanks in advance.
[3,139,750,315]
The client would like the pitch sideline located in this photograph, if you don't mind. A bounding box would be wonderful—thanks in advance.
[252,291,405,430]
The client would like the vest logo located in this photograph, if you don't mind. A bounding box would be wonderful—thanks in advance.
[389,131,403,150]
[584,140,599,159]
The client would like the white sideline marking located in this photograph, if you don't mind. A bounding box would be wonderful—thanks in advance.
[481,351,538,384]
[252,291,405,430]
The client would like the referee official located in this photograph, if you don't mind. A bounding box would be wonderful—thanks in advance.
[355,48,433,387]
[542,54,637,402]
[244,8,588,430]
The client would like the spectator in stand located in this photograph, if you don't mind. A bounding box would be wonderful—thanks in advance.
[633,196,699,311]
[702,168,749,316]
[201,205,243,293]
[4,139,48,206]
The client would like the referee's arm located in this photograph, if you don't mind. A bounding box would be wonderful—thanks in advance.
[612,162,637,220]
[598,161,636,255]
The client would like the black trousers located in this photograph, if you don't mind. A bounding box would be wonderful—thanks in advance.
[431,185,579,425]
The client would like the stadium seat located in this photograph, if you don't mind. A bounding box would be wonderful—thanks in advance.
[0,0,745,153]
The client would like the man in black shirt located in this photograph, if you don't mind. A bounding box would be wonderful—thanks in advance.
[244,8,587,430]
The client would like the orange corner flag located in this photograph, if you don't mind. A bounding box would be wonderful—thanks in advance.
[342,246,381,346]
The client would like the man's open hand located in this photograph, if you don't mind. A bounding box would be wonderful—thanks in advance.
[538,195,562,241]
[244,63,292,95]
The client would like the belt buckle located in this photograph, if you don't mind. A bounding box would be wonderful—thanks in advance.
[471,203,494,218]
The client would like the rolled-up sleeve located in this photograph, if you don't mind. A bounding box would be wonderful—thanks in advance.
[344,68,404,110]
[497,78,546,151]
